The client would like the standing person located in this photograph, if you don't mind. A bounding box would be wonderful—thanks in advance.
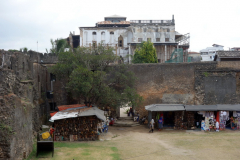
[158,116,163,131]
[129,107,133,117]
[149,119,155,133]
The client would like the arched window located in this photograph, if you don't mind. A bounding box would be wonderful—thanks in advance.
[101,32,105,44]
[118,35,123,47]
[92,31,97,41]
[110,31,114,44]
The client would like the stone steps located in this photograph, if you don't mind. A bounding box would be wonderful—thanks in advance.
[113,117,139,127]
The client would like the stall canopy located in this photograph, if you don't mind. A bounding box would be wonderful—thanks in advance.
[145,104,185,111]
[185,105,217,111]
[49,106,106,122]
[217,104,240,111]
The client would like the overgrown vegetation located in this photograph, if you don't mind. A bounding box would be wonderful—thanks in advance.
[50,44,143,108]
[132,41,158,63]
[203,72,209,77]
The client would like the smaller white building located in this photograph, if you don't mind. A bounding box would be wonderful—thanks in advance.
[200,44,224,61]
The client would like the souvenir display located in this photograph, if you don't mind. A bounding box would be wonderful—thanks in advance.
[219,111,228,130]
[54,116,100,141]
[174,111,186,129]
[201,120,205,131]
[186,112,195,128]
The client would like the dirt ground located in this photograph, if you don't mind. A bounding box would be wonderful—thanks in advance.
[31,125,240,160]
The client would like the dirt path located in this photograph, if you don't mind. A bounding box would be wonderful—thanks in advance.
[105,125,240,160]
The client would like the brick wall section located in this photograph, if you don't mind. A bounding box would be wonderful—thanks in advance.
[129,62,240,118]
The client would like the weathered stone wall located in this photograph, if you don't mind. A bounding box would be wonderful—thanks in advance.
[0,50,60,159]
[130,62,240,117]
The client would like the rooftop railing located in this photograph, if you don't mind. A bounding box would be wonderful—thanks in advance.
[130,20,173,24]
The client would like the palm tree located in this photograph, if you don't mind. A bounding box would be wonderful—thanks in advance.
[46,39,69,55]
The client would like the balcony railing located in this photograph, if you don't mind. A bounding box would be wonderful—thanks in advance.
[130,20,173,24]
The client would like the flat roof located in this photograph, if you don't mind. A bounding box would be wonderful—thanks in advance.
[145,104,185,111]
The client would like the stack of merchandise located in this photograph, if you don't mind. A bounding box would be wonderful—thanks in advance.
[174,111,184,129]
[220,111,228,130]
[54,116,100,141]
[186,112,195,128]
[237,112,240,130]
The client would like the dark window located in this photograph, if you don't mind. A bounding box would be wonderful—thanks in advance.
[92,32,96,35]
[138,38,142,42]
[158,59,161,63]
[165,38,169,42]
[49,102,57,111]
[156,38,160,42]
[110,31,114,35]
[118,35,123,47]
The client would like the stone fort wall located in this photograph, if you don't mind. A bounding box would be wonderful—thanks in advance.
[130,62,240,117]
[1,49,240,159]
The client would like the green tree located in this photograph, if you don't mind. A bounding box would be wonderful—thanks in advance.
[46,38,69,55]
[50,44,143,108]
[132,41,158,63]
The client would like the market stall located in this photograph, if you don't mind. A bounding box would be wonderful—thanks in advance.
[49,106,106,141]
[145,104,186,129]
[185,105,218,131]
[217,104,240,130]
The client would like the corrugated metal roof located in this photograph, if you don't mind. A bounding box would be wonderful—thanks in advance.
[49,107,106,122]
[217,104,240,111]
[145,104,185,111]
[145,104,240,112]
[185,105,217,111]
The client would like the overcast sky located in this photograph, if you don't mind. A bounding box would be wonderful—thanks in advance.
[0,0,239,53]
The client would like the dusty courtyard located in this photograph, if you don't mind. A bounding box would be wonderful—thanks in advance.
[31,125,240,160]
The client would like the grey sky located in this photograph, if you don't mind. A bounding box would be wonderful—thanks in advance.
[0,0,239,53]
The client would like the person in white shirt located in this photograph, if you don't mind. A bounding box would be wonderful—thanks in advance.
[149,119,155,133]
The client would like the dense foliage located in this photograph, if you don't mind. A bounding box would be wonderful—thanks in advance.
[132,41,158,63]
[46,39,69,55]
[50,44,142,108]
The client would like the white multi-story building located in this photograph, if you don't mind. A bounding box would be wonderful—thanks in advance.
[200,44,224,61]
[79,15,189,63]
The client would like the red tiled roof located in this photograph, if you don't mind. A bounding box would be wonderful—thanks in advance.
[50,112,57,117]
[98,21,131,24]
[50,104,93,117]
[58,104,89,111]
